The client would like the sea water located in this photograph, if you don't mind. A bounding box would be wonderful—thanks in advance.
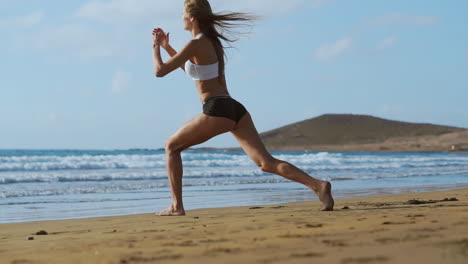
[1,149,467,223]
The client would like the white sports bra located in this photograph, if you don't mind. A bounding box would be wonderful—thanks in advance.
[185,33,219,81]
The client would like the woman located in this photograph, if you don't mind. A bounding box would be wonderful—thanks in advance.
[152,0,334,216]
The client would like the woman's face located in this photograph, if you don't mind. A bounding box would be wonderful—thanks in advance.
[182,9,193,31]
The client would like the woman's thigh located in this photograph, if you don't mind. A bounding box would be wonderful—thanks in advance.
[230,112,274,165]
[167,114,236,151]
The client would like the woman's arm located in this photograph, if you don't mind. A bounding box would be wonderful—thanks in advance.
[163,45,186,72]
[158,30,185,72]
[153,39,196,78]
[153,44,163,76]
[153,29,195,78]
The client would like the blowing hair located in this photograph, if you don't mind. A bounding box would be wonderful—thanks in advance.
[184,0,257,86]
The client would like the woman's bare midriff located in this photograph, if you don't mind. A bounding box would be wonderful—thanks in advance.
[196,78,230,103]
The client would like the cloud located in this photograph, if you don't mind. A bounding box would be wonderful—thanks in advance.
[65,0,333,62]
[369,14,440,27]
[0,10,44,29]
[376,36,398,51]
[74,0,177,24]
[5,0,333,63]
[214,0,333,16]
[24,23,133,62]
[20,11,44,26]
[74,0,333,24]
[111,69,132,94]
[314,37,352,62]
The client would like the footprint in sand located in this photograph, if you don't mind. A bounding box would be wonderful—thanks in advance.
[278,233,313,239]
[442,197,459,201]
[369,228,389,233]
[179,240,197,247]
[304,223,323,228]
[401,234,433,242]
[406,214,425,218]
[199,238,230,243]
[322,239,348,247]
[10,260,36,264]
[272,205,286,209]
[341,256,390,263]
[141,229,166,233]
[382,221,416,225]
[35,230,48,235]
[205,247,241,255]
[102,229,119,234]
[411,227,445,232]
[290,252,325,258]
[375,237,399,244]
[404,197,458,205]
[119,253,183,264]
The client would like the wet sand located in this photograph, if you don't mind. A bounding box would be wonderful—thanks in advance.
[1,188,467,264]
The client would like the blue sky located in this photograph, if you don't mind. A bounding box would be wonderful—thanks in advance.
[1,0,467,149]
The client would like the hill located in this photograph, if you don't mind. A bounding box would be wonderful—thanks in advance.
[259,114,468,152]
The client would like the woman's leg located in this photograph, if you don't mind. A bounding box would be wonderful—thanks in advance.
[231,112,334,211]
[157,114,236,216]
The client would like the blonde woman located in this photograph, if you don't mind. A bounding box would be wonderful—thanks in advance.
[152,0,334,215]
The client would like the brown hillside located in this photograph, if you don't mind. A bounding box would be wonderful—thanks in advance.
[260,114,467,151]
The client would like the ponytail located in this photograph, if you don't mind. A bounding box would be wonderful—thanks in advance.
[184,0,257,85]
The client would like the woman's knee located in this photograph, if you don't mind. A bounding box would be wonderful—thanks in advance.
[165,138,182,154]
[257,157,278,173]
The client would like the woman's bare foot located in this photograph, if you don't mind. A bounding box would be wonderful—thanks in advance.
[317,181,334,211]
[155,205,186,216]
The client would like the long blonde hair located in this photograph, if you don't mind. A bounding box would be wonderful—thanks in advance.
[184,0,257,86]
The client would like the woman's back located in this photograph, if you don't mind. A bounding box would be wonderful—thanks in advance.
[189,33,218,65]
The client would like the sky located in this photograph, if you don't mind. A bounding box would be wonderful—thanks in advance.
[1,0,467,149]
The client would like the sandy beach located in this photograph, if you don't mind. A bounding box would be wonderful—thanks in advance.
[1,188,467,264]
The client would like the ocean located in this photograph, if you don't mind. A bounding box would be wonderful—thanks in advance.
[1,149,467,223]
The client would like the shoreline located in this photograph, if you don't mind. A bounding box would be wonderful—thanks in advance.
[3,147,467,153]
[3,183,468,225]
[2,188,468,263]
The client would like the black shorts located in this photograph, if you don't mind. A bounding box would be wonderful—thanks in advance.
[202,95,247,123]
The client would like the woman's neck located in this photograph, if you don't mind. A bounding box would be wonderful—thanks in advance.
[191,28,201,39]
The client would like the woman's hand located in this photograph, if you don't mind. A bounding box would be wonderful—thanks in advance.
[152,28,170,49]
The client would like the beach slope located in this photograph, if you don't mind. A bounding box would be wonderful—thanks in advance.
[1,188,468,264]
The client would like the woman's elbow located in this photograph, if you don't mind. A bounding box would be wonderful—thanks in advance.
[155,71,164,78]
[155,68,167,78]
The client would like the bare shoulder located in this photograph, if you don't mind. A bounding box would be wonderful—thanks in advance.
[183,36,216,62]
[182,38,199,51]
[194,37,217,56]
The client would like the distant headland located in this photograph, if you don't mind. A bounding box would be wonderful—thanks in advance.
[197,114,468,152]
